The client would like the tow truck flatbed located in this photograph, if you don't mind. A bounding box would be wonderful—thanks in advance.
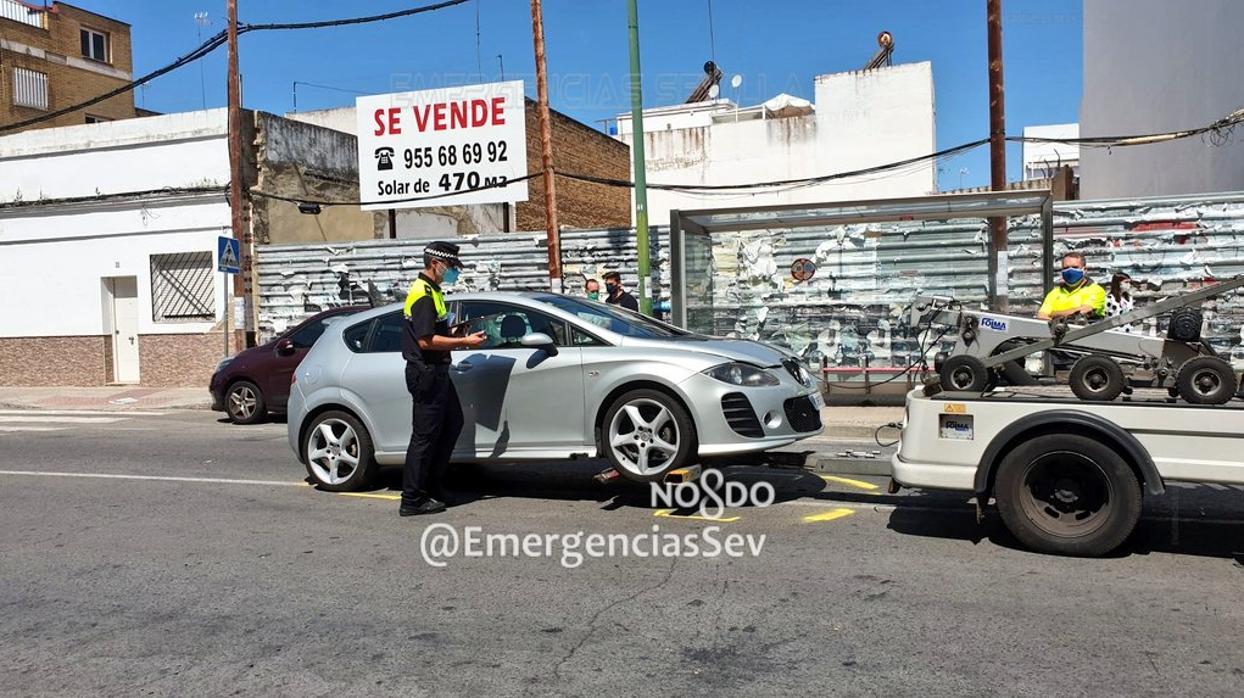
[891,385,1244,556]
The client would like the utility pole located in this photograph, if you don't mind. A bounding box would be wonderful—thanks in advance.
[627,0,651,315]
[529,0,561,292]
[226,0,245,349]
[986,0,1008,312]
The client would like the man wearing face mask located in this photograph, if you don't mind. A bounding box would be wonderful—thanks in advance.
[602,271,639,312]
[1037,251,1107,321]
[585,278,602,301]
[399,241,486,517]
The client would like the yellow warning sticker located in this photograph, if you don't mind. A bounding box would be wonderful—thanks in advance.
[943,403,967,414]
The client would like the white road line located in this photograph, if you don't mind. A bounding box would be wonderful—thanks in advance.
[0,470,308,487]
[0,426,67,433]
[0,416,125,424]
[0,409,168,417]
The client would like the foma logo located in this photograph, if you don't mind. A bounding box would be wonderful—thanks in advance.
[980,317,1009,332]
[650,468,775,520]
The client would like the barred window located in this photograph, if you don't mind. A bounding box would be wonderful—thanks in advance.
[150,252,215,323]
[12,67,48,111]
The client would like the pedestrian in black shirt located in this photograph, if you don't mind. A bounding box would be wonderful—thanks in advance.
[399,241,485,516]
[603,271,639,312]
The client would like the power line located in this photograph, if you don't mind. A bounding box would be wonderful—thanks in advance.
[0,0,472,135]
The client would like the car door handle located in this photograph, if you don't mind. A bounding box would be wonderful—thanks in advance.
[451,361,473,372]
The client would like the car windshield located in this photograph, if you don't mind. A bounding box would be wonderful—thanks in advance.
[533,294,688,338]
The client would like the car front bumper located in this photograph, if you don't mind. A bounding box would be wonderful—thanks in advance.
[679,372,825,456]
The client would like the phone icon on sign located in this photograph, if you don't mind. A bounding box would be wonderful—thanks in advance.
[375,147,394,171]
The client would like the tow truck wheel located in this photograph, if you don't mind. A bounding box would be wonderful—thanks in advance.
[1069,355,1125,401]
[1175,356,1236,405]
[939,355,991,392]
[995,434,1141,557]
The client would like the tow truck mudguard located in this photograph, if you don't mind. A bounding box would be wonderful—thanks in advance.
[973,409,1165,497]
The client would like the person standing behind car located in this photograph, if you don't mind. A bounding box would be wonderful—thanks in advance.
[585,277,602,301]
[603,271,639,312]
[1106,272,1136,332]
[399,241,485,517]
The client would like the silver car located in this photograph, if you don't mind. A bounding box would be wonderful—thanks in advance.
[286,292,824,490]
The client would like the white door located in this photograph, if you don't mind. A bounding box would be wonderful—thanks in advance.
[108,276,140,383]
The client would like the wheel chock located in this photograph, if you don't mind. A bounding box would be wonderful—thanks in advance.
[664,465,703,484]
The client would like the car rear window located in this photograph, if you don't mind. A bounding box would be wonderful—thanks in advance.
[343,320,371,353]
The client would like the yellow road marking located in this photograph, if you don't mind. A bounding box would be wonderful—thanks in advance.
[336,492,402,501]
[819,475,880,491]
[802,508,856,523]
[652,509,741,523]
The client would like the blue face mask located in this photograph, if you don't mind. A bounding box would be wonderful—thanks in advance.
[1061,267,1085,285]
[443,267,460,285]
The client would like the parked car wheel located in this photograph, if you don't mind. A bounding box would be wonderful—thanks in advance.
[303,410,378,492]
[602,389,696,482]
[994,433,1141,557]
[226,380,266,424]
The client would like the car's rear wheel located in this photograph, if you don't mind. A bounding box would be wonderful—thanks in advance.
[226,380,266,425]
[603,389,696,482]
[303,410,378,492]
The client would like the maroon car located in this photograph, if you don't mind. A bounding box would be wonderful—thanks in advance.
[210,306,367,424]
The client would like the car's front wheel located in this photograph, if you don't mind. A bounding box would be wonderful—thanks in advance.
[303,410,378,491]
[602,389,696,482]
[226,380,266,425]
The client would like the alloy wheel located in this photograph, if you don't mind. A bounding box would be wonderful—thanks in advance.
[228,384,258,421]
[608,398,681,477]
[306,418,361,486]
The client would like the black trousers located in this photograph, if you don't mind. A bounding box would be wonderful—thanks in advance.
[402,362,464,505]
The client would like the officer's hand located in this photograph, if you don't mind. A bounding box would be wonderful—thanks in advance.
[460,331,487,348]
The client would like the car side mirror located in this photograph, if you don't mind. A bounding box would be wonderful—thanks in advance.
[276,338,296,356]
[520,332,558,356]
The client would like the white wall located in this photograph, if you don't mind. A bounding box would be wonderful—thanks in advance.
[0,196,231,337]
[0,110,233,338]
[617,62,936,223]
[0,109,230,200]
[1023,123,1079,181]
[1080,0,1244,198]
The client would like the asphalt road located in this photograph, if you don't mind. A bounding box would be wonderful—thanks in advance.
[2,409,1243,696]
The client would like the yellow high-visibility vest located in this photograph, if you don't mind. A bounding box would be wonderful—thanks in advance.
[403,277,447,320]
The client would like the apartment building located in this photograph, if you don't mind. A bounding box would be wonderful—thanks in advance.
[0,0,136,131]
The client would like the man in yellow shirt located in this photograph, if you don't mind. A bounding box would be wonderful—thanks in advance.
[1037,252,1107,320]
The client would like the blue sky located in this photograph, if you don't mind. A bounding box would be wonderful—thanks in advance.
[91,0,1082,190]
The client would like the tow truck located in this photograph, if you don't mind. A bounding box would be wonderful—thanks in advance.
[890,279,1244,556]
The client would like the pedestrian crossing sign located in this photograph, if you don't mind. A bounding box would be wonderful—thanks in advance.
[218,236,241,274]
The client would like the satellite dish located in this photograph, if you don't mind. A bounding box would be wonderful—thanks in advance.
[730,74,743,89]
[708,84,720,99]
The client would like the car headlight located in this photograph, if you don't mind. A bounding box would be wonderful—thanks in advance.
[703,362,780,387]
[215,357,234,372]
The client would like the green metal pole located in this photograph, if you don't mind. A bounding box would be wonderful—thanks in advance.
[627,0,651,315]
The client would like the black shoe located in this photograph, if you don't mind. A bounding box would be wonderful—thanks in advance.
[399,497,447,516]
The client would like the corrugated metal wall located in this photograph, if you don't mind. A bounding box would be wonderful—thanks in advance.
[256,227,667,338]
[704,192,1244,368]
[256,193,1244,370]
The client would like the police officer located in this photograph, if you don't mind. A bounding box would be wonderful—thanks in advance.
[400,241,485,517]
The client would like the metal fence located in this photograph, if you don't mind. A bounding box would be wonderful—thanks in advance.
[705,192,1244,368]
[255,193,1244,369]
[255,227,668,339]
